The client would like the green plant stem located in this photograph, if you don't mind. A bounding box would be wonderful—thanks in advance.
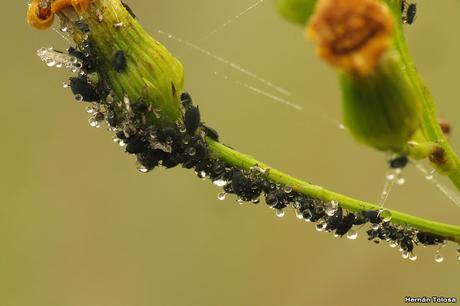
[386,0,460,191]
[207,139,460,243]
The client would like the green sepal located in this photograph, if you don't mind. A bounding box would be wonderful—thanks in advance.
[340,54,422,154]
[276,0,317,26]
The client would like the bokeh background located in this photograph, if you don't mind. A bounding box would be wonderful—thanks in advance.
[1,1,459,305]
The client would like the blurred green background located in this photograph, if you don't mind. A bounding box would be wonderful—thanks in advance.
[1,1,459,305]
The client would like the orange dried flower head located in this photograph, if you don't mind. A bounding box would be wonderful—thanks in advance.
[307,0,393,76]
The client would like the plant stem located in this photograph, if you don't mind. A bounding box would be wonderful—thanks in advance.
[386,0,460,191]
[207,139,460,242]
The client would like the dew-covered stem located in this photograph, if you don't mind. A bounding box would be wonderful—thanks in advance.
[207,139,460,242]
[27,0,460,249]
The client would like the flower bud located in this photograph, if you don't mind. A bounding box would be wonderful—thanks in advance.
[340,54,421,153]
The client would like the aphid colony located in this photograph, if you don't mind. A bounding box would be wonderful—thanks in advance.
[41,4,450,260]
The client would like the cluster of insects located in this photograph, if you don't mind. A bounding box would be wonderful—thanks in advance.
[36,0,454,261]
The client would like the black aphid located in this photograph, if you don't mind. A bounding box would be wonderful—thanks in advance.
[362,210,382,224]
[180,92,192,107]
[112,50,127,73]
[389,156,409,169]
[184,105,201,135]
[404,3,417,24]
[400,236,414,252]
[116,131,128,141]
[416,232,443,245]
[335,213,355,236]
[232,170,254,200]
[69,77,100,102]
[106,109,119,127]
[68,47,95,72]
[137,149,164,170]
[202,124,219,141]
[326,208,343,231]
[74,20,90,33]
[132,100,150,114]
[125,135,149,154]
[122,2,136,19]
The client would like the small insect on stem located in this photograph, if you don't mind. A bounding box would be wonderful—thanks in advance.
[184,105,201,135]
[112,50,127,73]
[69,76,101,102]
[389,156,409,169]
[402,1,417,25]
[439,118,452,137]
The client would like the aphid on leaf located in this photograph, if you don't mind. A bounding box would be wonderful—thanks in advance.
[202,124,219,141]
[69,77,100,102]
[112,50,127,73]
[335,213,355,236]
[232,170,252,198]
[439,119,452,136]
[403,3,417,25]
[125,135,149,154]
[67,47,95,72]
[184,105,201,135]
[180,92,192,107]
[362,210,382,224]
[400,236,414,252]
[389,156,409,169]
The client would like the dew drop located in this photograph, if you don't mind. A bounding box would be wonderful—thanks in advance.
[213,179,227,187]
[283,186,293,194]
[88,117,100,128]
[434,253,444,263]
[63,82,69,88]
[252,198,260,204]
[389,241,398,248]
[409,254,418,261]
[237,198,244,205]
[217,192,227,201]
[371,223,380,230]
[402,251,409,259]
[347,230,358,240]
[426,171,435,180]
[46,58,56,67]
[316,222,326,232]
[325,200,339,216]
[137,166,149,173]
[386,174,395,181]
[275,209,285,218]
[75,94,84,102]
[396,177,406,185]
[457,255,460,261]
[295,210,303,220]
[379,209,392,222]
